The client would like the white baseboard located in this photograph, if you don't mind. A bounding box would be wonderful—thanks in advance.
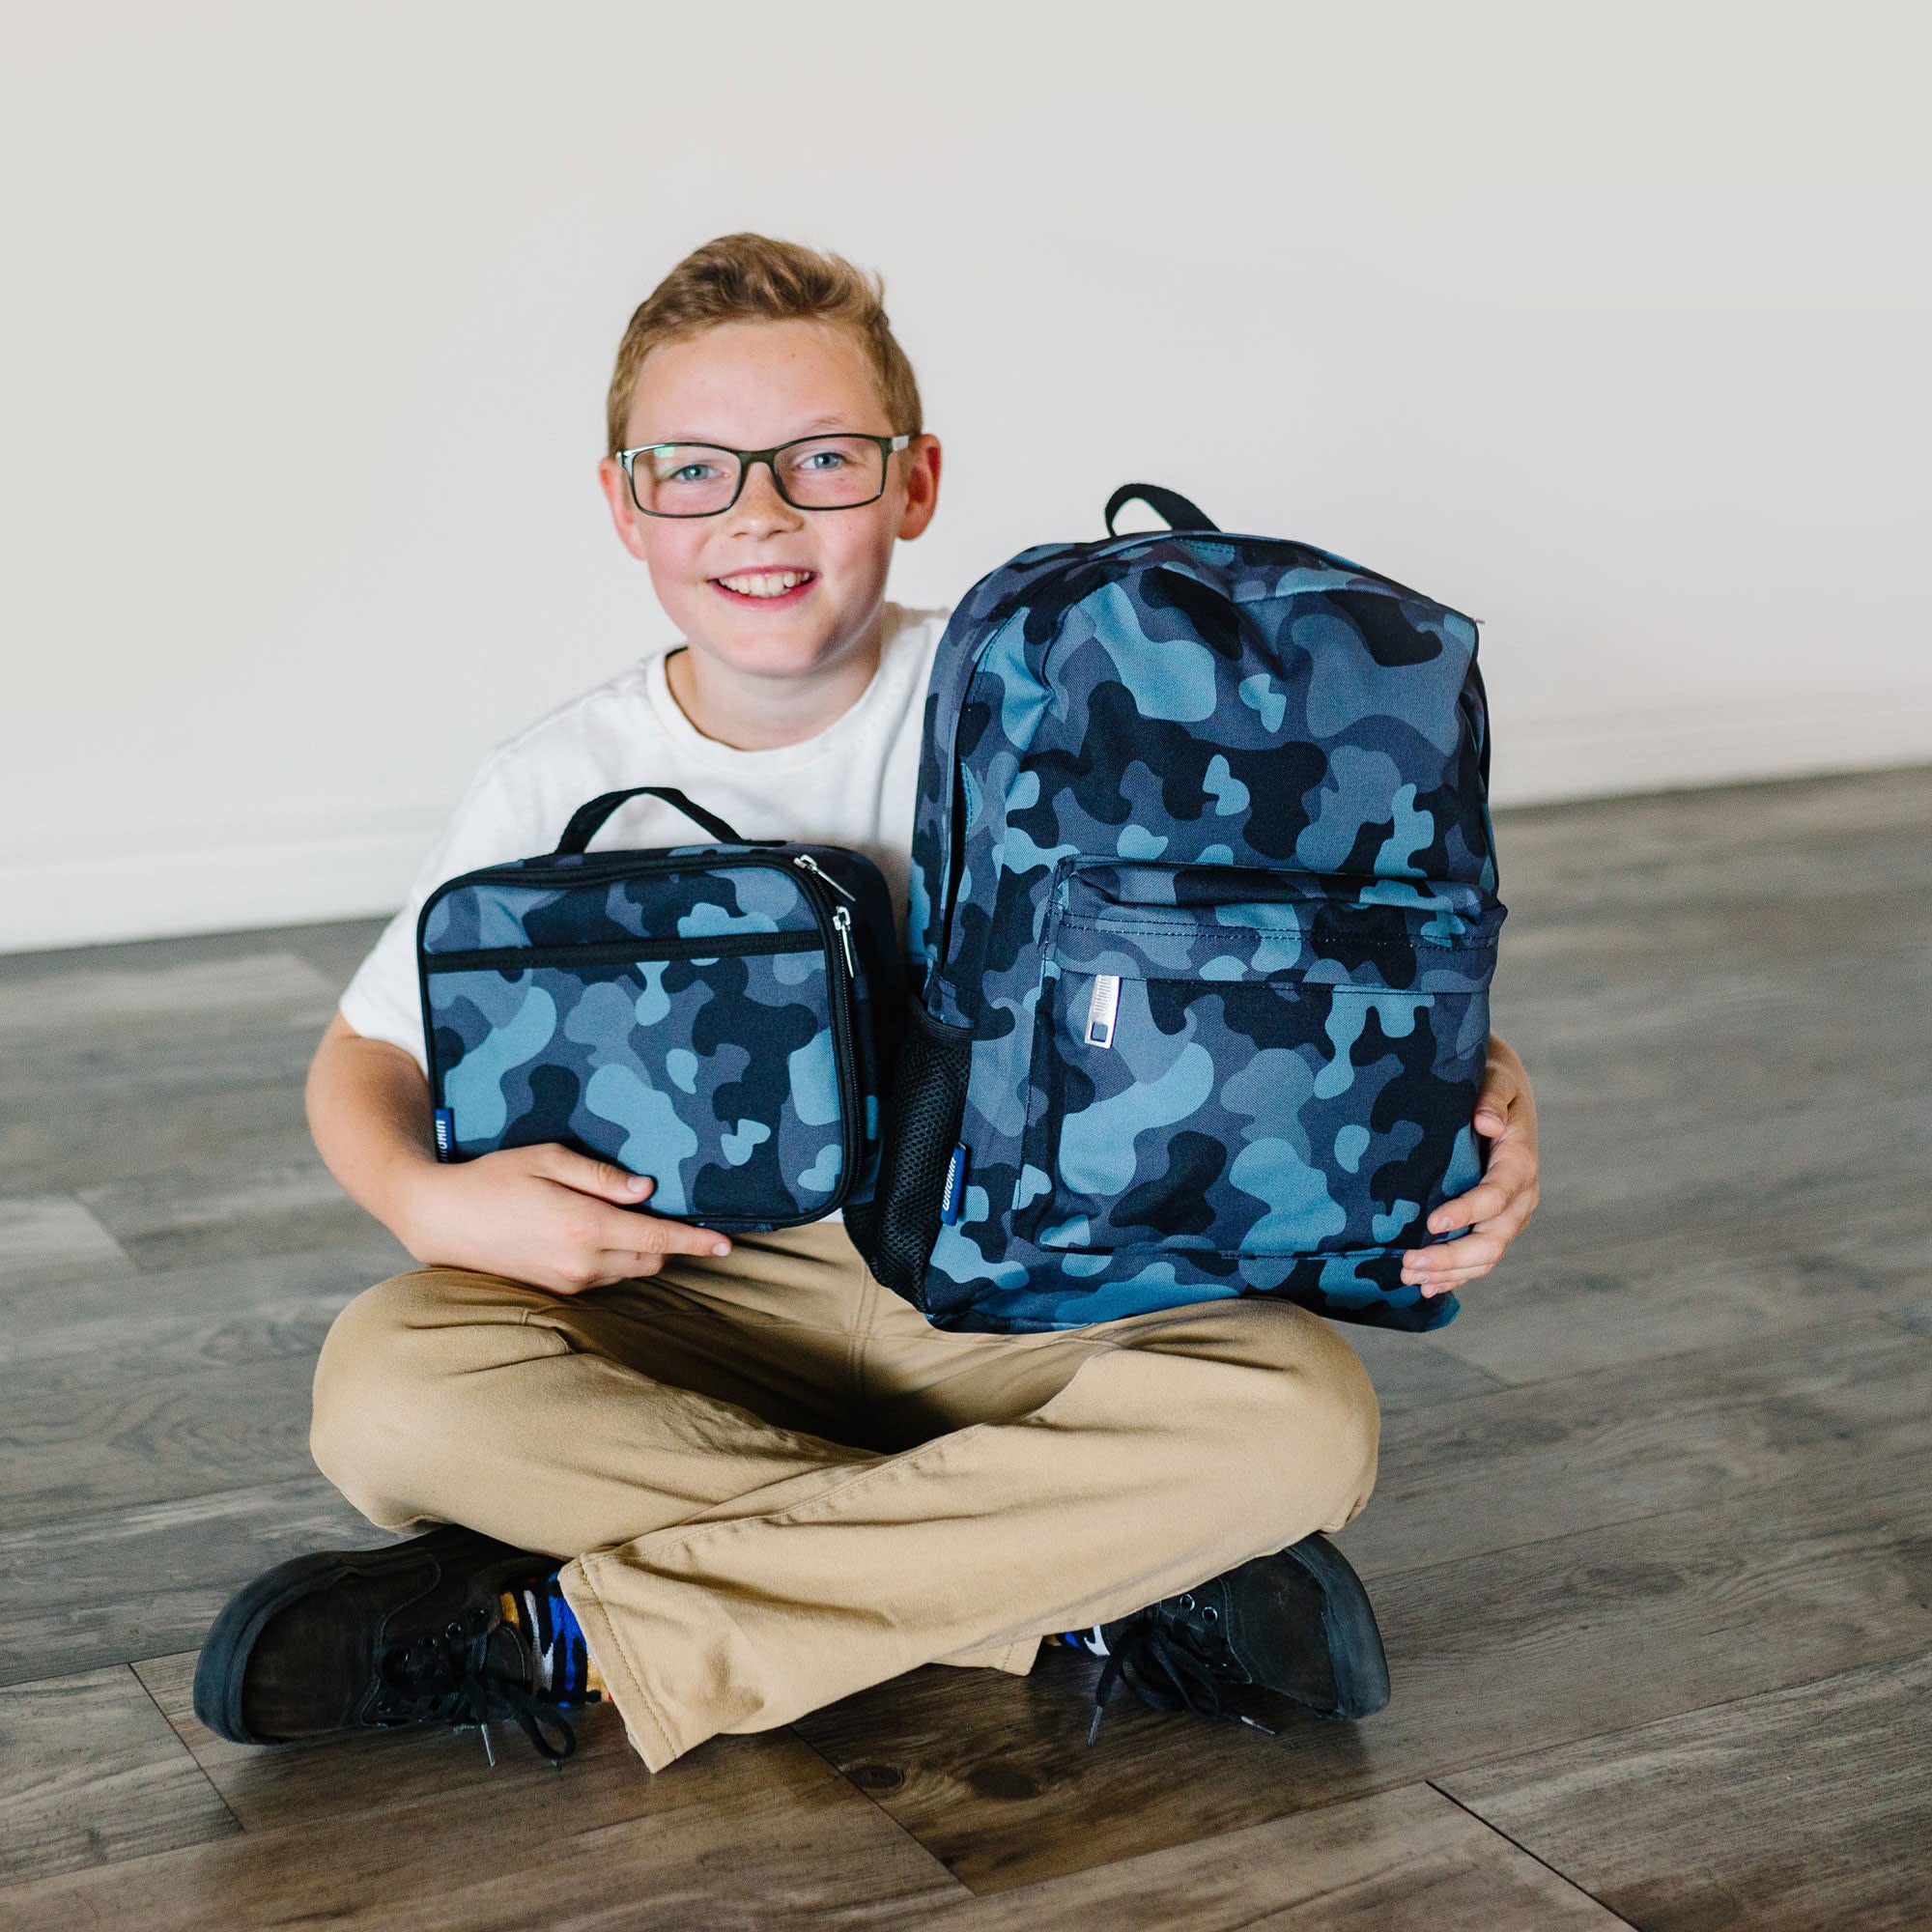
[0,815,442,955]
[1490,685,1932,808]
[6,690,1930,954]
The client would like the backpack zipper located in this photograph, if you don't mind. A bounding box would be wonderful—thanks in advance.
[423,931,821,974]
[793,852,857,901]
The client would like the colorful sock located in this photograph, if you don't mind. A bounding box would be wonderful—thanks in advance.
[500,1572,605,1704]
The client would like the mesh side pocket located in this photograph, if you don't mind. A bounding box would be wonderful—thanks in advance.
[848,997,973,1306]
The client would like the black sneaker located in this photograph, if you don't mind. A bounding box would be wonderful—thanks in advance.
[192,1525,582,1765]
[1069,1531,1391,1743]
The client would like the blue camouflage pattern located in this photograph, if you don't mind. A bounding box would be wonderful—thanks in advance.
[419,844,895,1232]
[892,523,1504,1331]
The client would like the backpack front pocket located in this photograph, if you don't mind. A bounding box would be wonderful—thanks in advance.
[425,928,856,1229]
[1017,863,1502,1259]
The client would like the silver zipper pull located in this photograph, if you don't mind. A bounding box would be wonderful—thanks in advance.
[1085,974,1121,1048]
[793,853,856,901]
[832,904,858,978]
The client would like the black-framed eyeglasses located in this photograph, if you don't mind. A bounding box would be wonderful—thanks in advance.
[615,432,913,518]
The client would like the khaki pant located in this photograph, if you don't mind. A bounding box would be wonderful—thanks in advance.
[309,1221,1379,1770]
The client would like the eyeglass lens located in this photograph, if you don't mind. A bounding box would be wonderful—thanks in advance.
[631,438,888,515]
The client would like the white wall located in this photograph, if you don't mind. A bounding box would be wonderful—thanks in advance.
[5,1,1928,951]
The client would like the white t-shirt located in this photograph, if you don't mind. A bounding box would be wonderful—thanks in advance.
[339,602,948,1070]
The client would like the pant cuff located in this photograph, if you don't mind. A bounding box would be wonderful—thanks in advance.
[559,1557,680,1772]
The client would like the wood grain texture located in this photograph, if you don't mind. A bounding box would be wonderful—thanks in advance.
[1337,1325,1508,1417]
[0,950,338,1037]
[1888,1298,1932,1339]
[283,915,391,990]
[0,1352,325,1531]
[0,953,341,1195]
[1431,1160,1932,1386]
[795,1446,1932,1892]
[77,1158,399,1272]
[1443,1653,1932,1932]
[0,1664,238,1884]
[0,1722,963,1931]
[0,1193,133,1292]
[1443,767,1932,1386]
[0,914,384,993]
[0,1477,377,1687]
[1487,768,1932,916]
[0,1079,324,1198]
[853,1782,1625,1930]
[0,1239,404,1398]
[1336,1314,1932,1579]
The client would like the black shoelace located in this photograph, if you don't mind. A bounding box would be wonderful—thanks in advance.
[372,1611,578,1767]
[1087,1608,1276,1746]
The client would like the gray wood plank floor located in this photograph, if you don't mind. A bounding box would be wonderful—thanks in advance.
[3,767,1929,1929]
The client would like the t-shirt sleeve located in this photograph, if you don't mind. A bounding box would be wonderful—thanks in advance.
[335,753,548,1071]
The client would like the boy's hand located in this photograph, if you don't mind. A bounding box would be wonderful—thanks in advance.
[1401,1033,1541,1298]
[392,1144,732,1296]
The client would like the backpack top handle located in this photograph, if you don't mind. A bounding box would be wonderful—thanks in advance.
[1102,483,1222,537]
[552,784,775,857]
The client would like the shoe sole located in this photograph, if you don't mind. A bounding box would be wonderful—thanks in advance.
[190,1528,493,1746]
[1286,1531,1392,1720]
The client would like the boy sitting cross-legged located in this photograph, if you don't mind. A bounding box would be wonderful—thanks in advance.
[195,234,1542,1769]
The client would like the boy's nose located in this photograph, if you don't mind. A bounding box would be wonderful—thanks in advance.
[727,459,805,533]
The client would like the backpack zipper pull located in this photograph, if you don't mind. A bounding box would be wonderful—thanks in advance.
[832,904,858,978]
[1086,974,1122,1048]
[793,853,856,901]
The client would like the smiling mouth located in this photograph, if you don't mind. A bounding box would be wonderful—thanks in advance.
[712,569,817,600]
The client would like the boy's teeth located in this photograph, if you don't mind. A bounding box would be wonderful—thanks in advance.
[719,570,811,598]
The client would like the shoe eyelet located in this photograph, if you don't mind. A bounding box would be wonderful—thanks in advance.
[1203,1605,1220,1622]
[1178,1594,1195,1611]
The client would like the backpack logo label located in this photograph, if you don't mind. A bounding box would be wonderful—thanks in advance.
[940,1142,969,1224]
[433,1107,455,1157]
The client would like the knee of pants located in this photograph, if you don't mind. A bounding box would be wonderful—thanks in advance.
[1184,1321,1382,1537]
[309,1268,560,1516]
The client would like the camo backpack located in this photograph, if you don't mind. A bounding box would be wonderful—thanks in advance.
[849,485,1505,1333]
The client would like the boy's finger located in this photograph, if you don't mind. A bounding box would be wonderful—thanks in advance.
[1407,1244,1499,1280]
[1406,1229,1500,1270]
[1418,1269,1489,1295]
[589,1252,667,1282]
[541,1145,655,1204]
[1472,1055,1520,1115]
[1428,1179,1511,1234]
[634,1216,734,1260]
[1448,1139,1539,1218]
[591,1232,730,1280]
[1424,1178,1539,1247]
[1422,1252,1500,1279]
[1404,1251,1499,1291]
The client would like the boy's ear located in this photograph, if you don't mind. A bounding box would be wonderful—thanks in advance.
[598,456,653,562]
[896,436,942,543]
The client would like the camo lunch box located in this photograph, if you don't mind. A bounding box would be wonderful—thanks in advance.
[415,785,901,1232]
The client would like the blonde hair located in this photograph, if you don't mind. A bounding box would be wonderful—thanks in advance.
[606,233,923,456]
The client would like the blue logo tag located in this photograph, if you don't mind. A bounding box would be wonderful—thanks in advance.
[940,1143,968,1225]
[433,1107,455,1157]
